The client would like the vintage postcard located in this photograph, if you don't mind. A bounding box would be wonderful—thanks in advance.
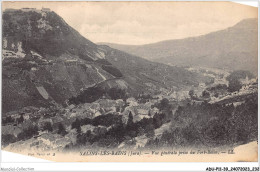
[1,1,258,162]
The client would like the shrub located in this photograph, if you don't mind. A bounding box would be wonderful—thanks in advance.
[227,70,254,92]
[145,124,155,138]
[2,134,17,146]
[17,125,39,141]
[42,122,53,132]
[57,123,67,136]
[92,114,122,127]
[202,90,210,98]
[2,116,15,125]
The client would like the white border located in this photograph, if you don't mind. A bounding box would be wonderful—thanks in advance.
[0,0,259,171]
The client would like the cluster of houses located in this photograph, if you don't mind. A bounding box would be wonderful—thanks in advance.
[2,88,192,152]
[2,38,26,59]
[4,132,71,152]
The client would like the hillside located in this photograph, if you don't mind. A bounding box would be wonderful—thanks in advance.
[99,45,210,91]
[2,9,113,113]
[101,18,258,74]
[2,8,209,114]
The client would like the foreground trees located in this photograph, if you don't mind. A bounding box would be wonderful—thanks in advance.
[146,94,257,149]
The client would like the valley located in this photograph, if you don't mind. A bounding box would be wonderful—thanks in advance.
[2,63,258,152]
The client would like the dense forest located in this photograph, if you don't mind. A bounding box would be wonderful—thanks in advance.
[146,94,258,149]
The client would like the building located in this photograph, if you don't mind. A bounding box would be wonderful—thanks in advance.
[41,8,51,12]
[21,8,37,12]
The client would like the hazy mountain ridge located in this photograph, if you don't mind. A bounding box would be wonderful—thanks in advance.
[101,18,258,74]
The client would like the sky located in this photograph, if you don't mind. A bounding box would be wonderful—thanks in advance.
[2,1,258,45]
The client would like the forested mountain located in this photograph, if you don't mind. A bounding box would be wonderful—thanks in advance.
[2,9,208,113]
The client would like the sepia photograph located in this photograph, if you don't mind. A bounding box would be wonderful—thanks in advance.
[1,1,258,164]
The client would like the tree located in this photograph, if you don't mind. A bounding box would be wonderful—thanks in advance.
[128,130,137,140]
[160,98,169,110]
[71,118,82,134]
[145,124,155,138]
[57,123,67,136]
[72,118,81,129]
[76,126,82,134]
[43,122,53,132]
[2,134,17,146]
[153,113,166,129]
[126,111,134,128]
[228,79,242,92]
[189,90,194,98]
[93,127,107,136]
[106,121,126,143]
[92,114,122,127]
[17,114,24,124]
[125,111,137,140]
[17,125,39,141]
[137,127,145,136]
[3,116,14,124]
[202,90,210,98]
[226,70,254,92]
[161,98,169,106]
[116,106,120,112]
